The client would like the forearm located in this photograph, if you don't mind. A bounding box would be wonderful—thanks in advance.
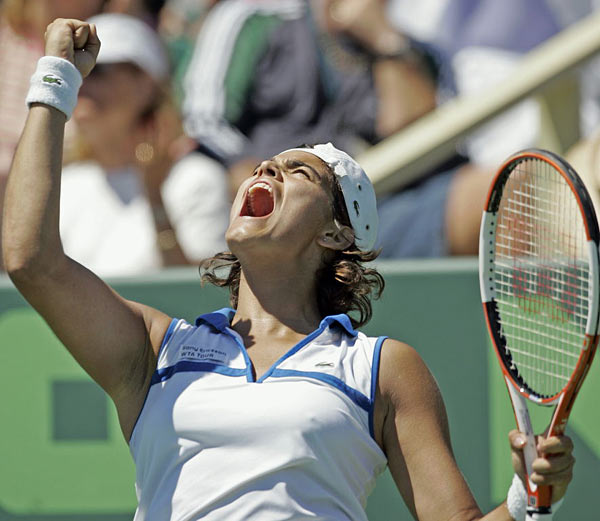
[3,104,67,275]
[372,57,437,137]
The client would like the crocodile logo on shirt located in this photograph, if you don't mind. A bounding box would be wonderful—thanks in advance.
[42,74,63,85]
[315,361,334,367]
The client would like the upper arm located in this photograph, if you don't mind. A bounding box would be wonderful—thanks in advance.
[375,339,482,521]
[10,254,172,407]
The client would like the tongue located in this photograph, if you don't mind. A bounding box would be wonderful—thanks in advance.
[248,187,274,217]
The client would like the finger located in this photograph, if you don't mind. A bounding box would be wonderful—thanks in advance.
[72,23,90,50]
[511,450,526,477]
[532,453,575,475]
[85,23,101,60]
[538,435,574,456]
[509,429,528,450]
[529,467,573,487]
[508,430,527,480]
[44,18,89,62]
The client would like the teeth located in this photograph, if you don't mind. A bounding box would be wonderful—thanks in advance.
[248,182,272,193]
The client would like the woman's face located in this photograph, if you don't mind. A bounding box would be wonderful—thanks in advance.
[226,150,338,260]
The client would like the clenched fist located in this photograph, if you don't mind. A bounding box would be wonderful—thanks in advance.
[44,18,101,78]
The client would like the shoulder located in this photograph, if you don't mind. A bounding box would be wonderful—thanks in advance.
[377,338,445,414]
[378,338,430,378]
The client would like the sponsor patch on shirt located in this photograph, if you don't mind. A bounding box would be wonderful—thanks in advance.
[180,344,230,365]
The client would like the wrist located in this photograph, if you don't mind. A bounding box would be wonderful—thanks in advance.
[26,56,83,119]
[371,37,440,84]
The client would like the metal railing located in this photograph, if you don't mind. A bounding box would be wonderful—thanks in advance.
[358,10,600,195]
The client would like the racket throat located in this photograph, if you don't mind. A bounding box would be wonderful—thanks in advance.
[546,393,568,436]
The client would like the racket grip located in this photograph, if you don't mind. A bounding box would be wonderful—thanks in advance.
[526,485,553,520]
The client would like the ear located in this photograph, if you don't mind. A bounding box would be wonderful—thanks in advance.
[316,223,354,251]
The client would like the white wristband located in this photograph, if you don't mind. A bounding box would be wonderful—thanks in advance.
[26,56,83,119]
[507,474,527,521]
[507,474,565,520]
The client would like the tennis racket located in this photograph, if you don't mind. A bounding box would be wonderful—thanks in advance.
[479,149,600,520]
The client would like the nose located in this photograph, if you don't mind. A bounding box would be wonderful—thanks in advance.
[256,160,282,181]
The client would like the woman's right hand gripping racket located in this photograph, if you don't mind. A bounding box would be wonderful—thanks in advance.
[479,149,600,520]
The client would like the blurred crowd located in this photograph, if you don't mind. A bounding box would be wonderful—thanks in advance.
[1,0,600,276]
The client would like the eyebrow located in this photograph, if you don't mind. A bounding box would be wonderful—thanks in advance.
[281,159,322,180]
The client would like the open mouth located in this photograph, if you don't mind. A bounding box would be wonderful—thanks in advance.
[241,181,274,217]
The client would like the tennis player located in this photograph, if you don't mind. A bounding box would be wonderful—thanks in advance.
[3,19,575,521]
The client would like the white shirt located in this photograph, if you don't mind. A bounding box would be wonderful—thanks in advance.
[130,309,388,521]
[59,153,229,276]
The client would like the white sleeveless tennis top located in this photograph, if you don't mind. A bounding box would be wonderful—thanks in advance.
[129,308,388,521]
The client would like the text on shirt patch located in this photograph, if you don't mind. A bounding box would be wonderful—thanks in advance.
[181,344,229,364]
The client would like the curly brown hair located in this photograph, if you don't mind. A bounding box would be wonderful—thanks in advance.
[199,149,385,329]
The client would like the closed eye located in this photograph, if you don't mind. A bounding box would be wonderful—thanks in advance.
[282,159,321,181]
[292,169,312,179]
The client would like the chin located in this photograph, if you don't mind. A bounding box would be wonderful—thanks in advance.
[226,221,283,261]
[226,221,262,250]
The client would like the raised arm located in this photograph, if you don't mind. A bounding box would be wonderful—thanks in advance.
[2,19,172,440]
[374,339,574,521]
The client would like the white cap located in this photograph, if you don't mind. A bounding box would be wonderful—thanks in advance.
[284,143,378,251]
[87,13,169,82]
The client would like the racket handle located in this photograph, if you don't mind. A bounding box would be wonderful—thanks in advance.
[526,485,553,519]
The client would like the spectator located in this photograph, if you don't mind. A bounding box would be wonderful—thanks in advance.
[60,13,229,276]
[182,0,438,196]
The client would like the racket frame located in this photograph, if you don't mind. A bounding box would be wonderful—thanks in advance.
[479,149,600,519]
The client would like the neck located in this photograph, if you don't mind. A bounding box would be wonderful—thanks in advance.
[232,261,323,339]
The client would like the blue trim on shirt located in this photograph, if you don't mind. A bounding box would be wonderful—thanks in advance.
[224,329,255,383]
[269,369,370,413]
[369,336,387,439]
[195,308,236,330]
[195,309,357,338]
[195,308,255,381]
[158,318,180,359]
[151,361,247,385]
[256,325,330,382]
[194,309,358,383]
[318,314,358,337]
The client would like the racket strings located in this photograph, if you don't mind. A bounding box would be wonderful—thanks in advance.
[494,158,590,397]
